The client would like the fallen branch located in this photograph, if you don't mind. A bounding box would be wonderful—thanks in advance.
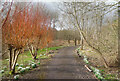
[85,65,92,72]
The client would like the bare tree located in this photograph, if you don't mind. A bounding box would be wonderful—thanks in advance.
[58,2,118,68]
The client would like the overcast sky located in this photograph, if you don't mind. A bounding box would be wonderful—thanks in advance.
[1,0,119,2]
[0,0,118,30]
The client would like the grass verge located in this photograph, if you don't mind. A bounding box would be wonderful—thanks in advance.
[76,47,119,81]
[1,46,63,79]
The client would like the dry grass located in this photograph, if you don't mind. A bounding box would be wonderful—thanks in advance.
[80,46,119,79]
[49,40,78,47]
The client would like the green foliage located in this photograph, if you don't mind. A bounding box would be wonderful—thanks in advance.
[99,69,105,72]
[20,64,23,67]
[9,71,12,75]
[40,56,49,59]
[1,46,62,77]
[90,66,104,80]
[14,75,19,80]
[19,68,26,73]
[0,70,4,73]
[104,74,118,80]
[83,57,89,64]
[37,62,40,65]
[37,46,62,54]
[17,67,23,71]
[78,47,118,81]
[3,66,7,70]
[31,64,37,68]
[16,63,19,67]
[77,49,89,64]
[25,67,30,70]
[6,59,9,61]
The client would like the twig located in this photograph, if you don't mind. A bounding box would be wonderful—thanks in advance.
[85,65,92,72]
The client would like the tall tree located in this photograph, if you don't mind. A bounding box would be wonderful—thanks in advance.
[58,2,118,68]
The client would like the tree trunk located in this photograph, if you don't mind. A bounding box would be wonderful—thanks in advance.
[78,39,80,44]
[33,55,37,60]
[27,45,37,60]
[8,45,13,71]
[11,50,20,74]
[80,35,84,50]
[80,30,109,68]
[68,39,70,44]
[8,47,21,74]
[12,49,16,65]
[73,7,109,68]
[74,38,77,46]
[34,48,38,60]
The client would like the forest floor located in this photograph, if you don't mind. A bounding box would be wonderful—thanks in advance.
[80,46,119,80]
[20,46,97,80]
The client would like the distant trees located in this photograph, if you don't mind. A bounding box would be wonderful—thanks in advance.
[2,2,54,73]
[55,29,80,46]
